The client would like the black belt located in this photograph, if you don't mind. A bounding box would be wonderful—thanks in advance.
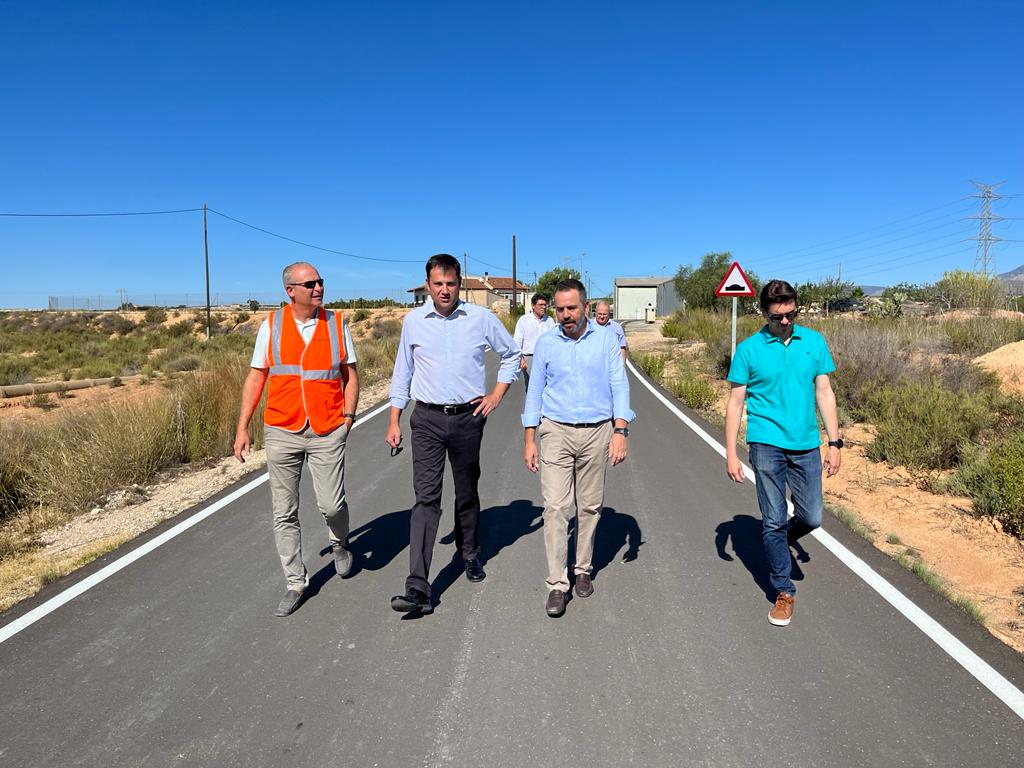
[548,418,612,428]
[418,401,477,415]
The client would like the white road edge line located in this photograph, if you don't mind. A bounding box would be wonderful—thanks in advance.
[0,401,392,645]
[626,358,1024,721]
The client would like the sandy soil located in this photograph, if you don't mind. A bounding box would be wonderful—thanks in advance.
[974,340,1024,397]
[627,318,1024,654]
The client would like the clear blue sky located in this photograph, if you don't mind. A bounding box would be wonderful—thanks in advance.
[2,1,1022,308]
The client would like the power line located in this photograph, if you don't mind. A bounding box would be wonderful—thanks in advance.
[0,207,202,217]
[761,207,975,272]
[206,207,422,264]
[763,197,970,259]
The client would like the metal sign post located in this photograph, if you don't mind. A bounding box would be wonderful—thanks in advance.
[714,261,756,360]
[731,296,738,358]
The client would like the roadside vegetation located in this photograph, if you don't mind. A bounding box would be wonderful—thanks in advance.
[0,309,404,568]
[656,307,1024,540]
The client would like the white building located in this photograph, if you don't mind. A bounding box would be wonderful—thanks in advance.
[613,277,681,320]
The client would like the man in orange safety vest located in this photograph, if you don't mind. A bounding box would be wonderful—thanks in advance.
[234,261,360,617]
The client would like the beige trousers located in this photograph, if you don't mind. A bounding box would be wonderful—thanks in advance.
[538,418,613,592]
[265,423,349,590]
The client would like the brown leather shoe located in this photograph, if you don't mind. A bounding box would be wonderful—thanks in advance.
[575,573,594,599]
[545,589,566,617]
[768,592,794,626]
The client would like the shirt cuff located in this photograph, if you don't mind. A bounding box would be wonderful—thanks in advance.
[389,396,409,410]
[614,408,636,423]
[498,371,519,384]
[521,412,541,428]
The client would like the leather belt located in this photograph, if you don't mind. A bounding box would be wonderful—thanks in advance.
[548,418,612,428]
[418,401,477,415]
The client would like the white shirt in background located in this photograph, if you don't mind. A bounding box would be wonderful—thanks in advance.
[513,311,556,355]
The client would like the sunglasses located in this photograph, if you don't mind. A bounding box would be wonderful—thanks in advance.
[288,278,324,290]
[767,309,800,323]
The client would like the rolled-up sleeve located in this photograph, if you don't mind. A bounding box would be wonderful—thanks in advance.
[608,333,635,423]
[487,314,521,384]
[388,319,414,409]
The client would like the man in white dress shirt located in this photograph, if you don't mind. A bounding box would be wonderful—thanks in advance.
[513,292,556,386]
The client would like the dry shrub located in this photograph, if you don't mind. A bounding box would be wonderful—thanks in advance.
[0,358,258,561]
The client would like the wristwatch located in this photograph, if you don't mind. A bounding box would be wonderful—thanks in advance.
[827,438,844,449]
[344,412,357,423]
[613,427,630,437]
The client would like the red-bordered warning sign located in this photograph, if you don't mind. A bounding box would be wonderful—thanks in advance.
[714,262,755,297]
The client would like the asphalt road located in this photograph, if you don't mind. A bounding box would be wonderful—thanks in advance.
[2,359,1023,767]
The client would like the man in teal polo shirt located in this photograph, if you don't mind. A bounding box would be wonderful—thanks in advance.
[725,279,842,627]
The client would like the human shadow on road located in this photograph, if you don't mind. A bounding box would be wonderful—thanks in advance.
[428,499,544,610]
[325,508,411,579]
[715,514,774,601]
[590,506,644,582]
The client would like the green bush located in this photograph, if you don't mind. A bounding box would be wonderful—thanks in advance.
[864,380,995,470]
[669,370,717,411]
[143,307,168,325]
[76,361,120,380]
[352,308,371,323]
[633,352,669,381]
[165,320,193,337]
[0,356,33,386]
[948,432,1024,537]
[163,355,202,373]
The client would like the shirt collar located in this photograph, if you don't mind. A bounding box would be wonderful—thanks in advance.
[555,318,596,342]
[424,299,468,319]
[760,323,804,344]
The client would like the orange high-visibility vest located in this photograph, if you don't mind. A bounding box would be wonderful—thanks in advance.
[264,304,347,434]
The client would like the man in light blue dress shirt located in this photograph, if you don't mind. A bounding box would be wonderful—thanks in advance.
[387,254,521,614]
[522,278,635,617]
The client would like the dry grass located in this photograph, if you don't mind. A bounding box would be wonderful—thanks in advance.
[0,318,405,568]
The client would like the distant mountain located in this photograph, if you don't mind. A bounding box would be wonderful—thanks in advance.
[998,264,1024,280]
[858,285,886,298]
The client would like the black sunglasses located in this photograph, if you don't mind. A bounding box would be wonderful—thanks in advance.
[289,278,324,289]
[767,309,800,323]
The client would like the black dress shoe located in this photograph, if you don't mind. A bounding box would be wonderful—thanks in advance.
[390,588,433,614]
[545,589,566,617]
[464,557,486,582]
[274,589,304,617]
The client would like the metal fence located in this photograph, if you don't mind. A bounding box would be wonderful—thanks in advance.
[46,292,284,310]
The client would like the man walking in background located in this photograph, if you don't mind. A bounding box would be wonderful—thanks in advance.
[724,279,841,627]
[513,292,555,386]
[523,279,634,618]
[234,261,359,617]
[386,253,521,615]
[594,300,628,363]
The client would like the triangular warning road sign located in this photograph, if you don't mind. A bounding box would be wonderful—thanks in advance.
[715,262,755,297]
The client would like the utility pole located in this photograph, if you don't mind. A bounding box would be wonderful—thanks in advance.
[511,235,518,314]
[203,203,211,340]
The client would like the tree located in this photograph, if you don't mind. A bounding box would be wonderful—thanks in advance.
[535,267,582,299]
[247,299,261,312]
[930,270,1004,312]
[795,278,856,312]
[674,252,760,311]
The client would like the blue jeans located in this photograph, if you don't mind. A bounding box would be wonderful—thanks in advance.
[747,442,823,597]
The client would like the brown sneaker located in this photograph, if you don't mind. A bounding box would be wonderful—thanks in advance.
[768,592,794,626]
[575,573,594,599]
